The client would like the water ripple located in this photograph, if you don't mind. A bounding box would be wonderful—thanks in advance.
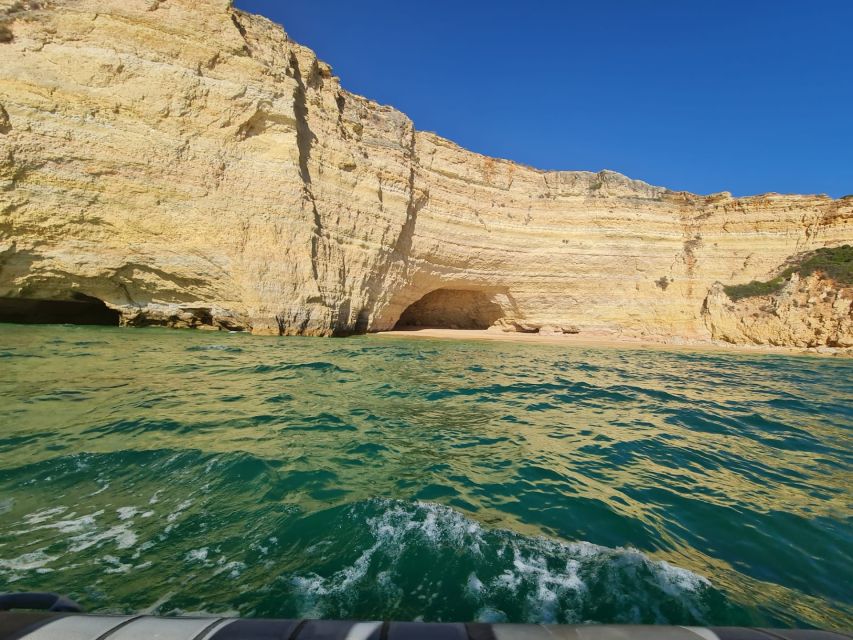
[0,325,849,629]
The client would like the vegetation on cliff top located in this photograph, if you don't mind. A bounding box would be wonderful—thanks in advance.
[723,245,853,301]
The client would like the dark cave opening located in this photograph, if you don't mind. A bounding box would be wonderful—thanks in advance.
[394,289,504,330]
[0,294,120,326]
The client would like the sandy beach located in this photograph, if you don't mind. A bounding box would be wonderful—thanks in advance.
[377,327,851,357]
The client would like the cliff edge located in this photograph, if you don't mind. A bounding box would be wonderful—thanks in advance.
[1,0,851,349]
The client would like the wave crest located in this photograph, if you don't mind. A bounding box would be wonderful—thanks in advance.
[284,499,719,624]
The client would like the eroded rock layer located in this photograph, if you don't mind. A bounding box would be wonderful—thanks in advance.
[704,275,853,349]
[1,0,851,346]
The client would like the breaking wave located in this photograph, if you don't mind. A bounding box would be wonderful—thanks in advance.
[280,499,721,624]
[0,490,725,624]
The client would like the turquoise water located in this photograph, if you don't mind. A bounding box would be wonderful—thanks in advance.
[0,325,850,629]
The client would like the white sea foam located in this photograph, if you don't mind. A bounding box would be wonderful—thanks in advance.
[286,499,715,623]
[5,496,714,623]
[0,549,59,583]
[167,499,193,523]
[132,540,155,560]
[22,506,67,525]
[466,572,484,595]
[186,547,209,562]
[656,560,712,593]
[55,511,104,533]
[101,554,133,574]
[3,503,143,583]
[14,509,104,536]
[117,506,139,520]
[0,550,57,572]
[69,523,137,552]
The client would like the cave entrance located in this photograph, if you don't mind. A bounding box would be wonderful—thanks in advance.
[394,289,504,330]
[0,293,120,326]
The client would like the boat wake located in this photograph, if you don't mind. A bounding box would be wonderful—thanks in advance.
[277,499,723,624]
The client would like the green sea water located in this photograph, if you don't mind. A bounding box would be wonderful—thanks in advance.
[0,324,850,629]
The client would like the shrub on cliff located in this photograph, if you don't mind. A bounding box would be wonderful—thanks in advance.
[723,245,852,301]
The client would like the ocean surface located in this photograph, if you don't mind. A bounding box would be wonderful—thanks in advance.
[0,325,850,629]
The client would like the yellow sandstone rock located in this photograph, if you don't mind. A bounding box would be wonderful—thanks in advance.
[704,274,853,349]
[1,0,851,348]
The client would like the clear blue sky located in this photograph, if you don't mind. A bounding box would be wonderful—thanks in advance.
[235,0,852,197]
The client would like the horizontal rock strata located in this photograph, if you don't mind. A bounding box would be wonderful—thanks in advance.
[1,0,851,348]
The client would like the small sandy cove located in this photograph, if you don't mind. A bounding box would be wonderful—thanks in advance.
[377,327,849,357]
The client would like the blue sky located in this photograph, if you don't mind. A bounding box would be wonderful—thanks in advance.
[235,1,852,197]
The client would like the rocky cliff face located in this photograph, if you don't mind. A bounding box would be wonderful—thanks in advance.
[704,274,853,349]
[1,0,851,346]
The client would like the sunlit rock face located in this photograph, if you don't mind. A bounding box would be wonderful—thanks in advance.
[1,0,851,343]
[703,274,853,349]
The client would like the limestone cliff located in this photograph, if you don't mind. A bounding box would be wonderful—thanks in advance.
[704,274,852,349]
[1,0,851,347]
